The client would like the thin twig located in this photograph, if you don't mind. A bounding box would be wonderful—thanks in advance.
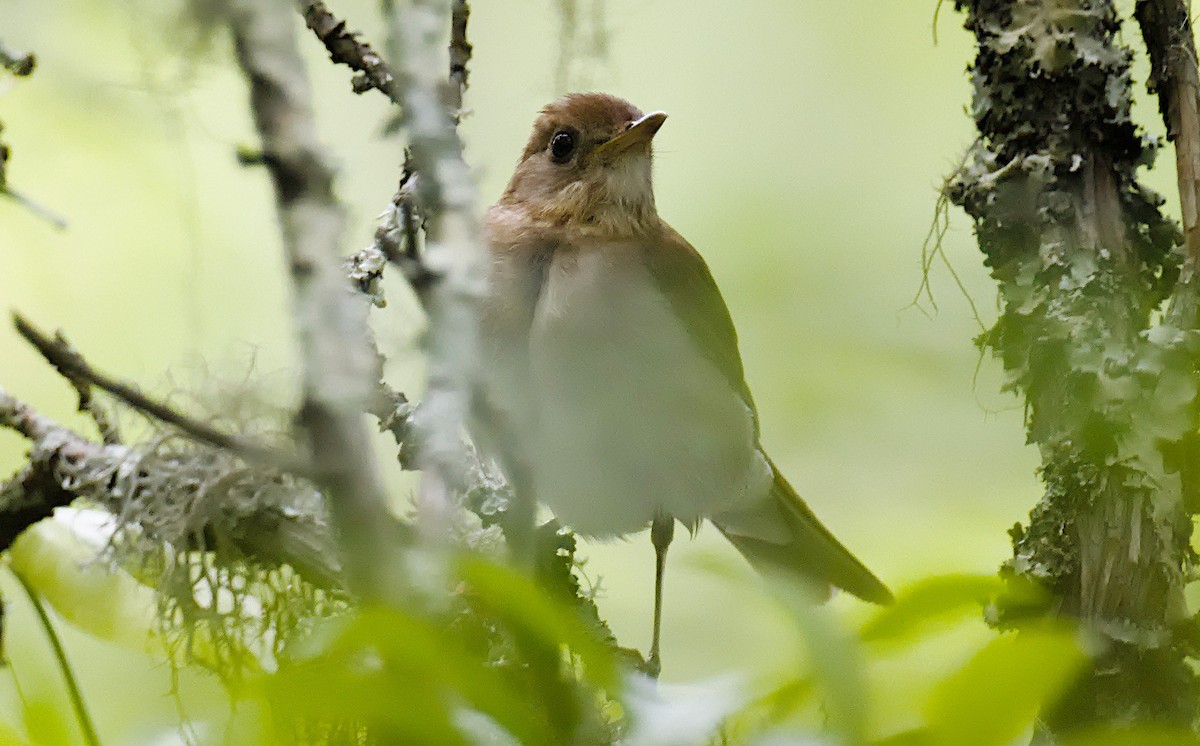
[552,0,608,92]
[555,0,576,92]
[1,188,68,230]
[449,0,472,113]
[297,1,436,293]
[0,40,35,76]
[12,569,101,746]
[301,1,402,105]
[39,328,120,445]
[0,44,68,230]
[12,312,306,474]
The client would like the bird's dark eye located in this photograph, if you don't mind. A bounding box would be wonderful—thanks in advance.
[549,130,575,163]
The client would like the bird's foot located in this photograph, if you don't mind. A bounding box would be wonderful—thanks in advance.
[645,651,662,680]
[614,646,661,679]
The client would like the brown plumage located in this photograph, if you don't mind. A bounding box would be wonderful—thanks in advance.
[476,93,891,671]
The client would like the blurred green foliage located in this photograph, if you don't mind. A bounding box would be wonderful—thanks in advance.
[1,0,1197,744]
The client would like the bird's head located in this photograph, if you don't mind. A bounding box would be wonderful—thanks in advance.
[499,93,667,236]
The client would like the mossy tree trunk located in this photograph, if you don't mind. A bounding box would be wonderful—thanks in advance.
[951,0,1200,731]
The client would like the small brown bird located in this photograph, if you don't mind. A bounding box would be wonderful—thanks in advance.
[477,93,890,673]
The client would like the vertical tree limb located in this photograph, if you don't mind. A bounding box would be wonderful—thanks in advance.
[226,0,397,601]
[380,0,487,537]
[1137,0,1200,323]
[951,0,1197,731]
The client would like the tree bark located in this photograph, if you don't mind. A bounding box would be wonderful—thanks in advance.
[951,0,1198,731]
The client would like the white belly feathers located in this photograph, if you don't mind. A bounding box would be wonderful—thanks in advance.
[526,245,771,537]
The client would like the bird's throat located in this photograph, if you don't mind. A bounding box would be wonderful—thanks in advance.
[520,156,659,237]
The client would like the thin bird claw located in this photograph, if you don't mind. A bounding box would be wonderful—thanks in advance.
[615,645,660,679]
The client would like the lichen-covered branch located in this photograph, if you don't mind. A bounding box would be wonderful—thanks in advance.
[298,2,435,303]
[380,0,487,531]
[226,0,398,601]
[951,0,1197,731]
[0,387,343,588]
[346,154,433,303]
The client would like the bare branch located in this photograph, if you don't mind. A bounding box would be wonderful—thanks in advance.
[301,1,402,105]
[0,39,34,76]
[449,0,472,112]
[0,45,67,230]
[0,188,68,229]
[13,312,306,474]
[227,0,398,600]
[296,2,437,297]
[1136,0,1200,324]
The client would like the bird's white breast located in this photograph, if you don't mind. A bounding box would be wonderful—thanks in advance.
[527,244,771,537]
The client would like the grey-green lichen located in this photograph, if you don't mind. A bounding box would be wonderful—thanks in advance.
[951,0,1200,729]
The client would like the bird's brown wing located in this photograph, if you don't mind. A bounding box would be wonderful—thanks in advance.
[643,221,892,604]
[641,221,759,433]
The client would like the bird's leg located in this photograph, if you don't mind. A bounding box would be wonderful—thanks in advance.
[647,513,675,679]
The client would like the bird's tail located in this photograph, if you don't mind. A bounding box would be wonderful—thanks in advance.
[712,457,892,604]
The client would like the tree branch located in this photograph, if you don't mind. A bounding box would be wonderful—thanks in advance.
[380,0,487,536]
[950,0,1195,730]
[0,39,34,76]
[1136,0,1200,324]
[301,1,402,105]
[13,312,304,473]
[227,0,398,600]
[0,387,345,588]
[448,0,472,113]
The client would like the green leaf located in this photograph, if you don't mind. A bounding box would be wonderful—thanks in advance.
[860,575,1004,646]
[717,675,813,743]
[1060,725,1200,746]
[873,729,934,746]
[925,626,1088,746]
[266,605,556,745]
[766,574,869,745]
[8,516,163,657]
[455,555,618,690]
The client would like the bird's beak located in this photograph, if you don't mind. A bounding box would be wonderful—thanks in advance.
[593,111,668,158]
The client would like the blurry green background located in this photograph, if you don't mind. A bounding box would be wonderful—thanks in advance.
[0,0,1180,742]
